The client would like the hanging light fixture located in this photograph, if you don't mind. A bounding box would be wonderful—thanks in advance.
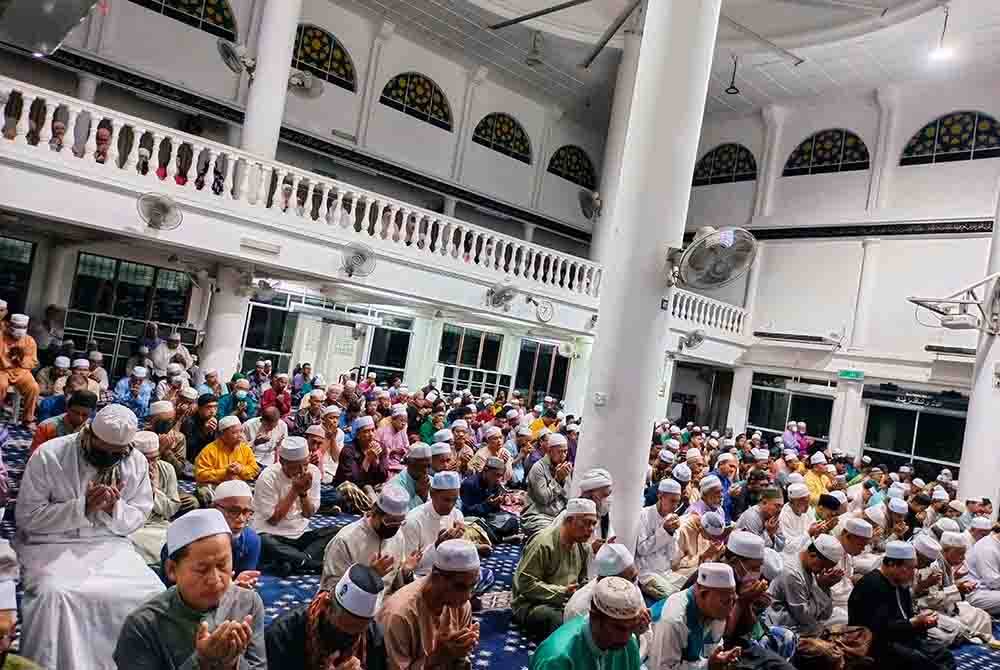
[725,56,740,95]
[930,4,953,60]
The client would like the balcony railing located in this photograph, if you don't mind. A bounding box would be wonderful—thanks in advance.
[0,75,602,299]
[669,289,747,337]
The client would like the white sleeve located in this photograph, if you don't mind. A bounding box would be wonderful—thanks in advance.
[252,471,280,522]
[15,452,91,534]
[97,458,154,536]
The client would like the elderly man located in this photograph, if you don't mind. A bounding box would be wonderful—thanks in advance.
[461,455,520,540]
[150,331,193,377]
[260,372,292,418]
[471,424,513,480]
[392,471,466,560]
[36,354,70,396]
[334,415,390,492]
[218,377,258,422]
[849,541,954,668]
[377,404,411,475]
[154,362,189,402]
[649,563,742,670]
[563,543,640,622]
[508,425,535,485]
[513,498,596,637]
[15,404,165,669]
[533,577,645,670]
[430,439,454,475]
[636,478,682,600]
[114,365,155,420]
[54,358,101,396]
[253,437,336,575]
[522,432,573,539]
[242,404,288,468]
[734,487,785,551]
[710,452,741,523]
[670,510,728,592]
[689,474,726,518]
[115,509,266,669]
[449,419,477,475]
[30,388,96,453]
[267,563,387,669]
[194,415,260,505]
[777,483,820,555]
[826,517,874,625]
[146,400,191,482]
[0,313,39,426]
[804,452,830,506]
[291,389,328,436]
[198,368,223,397]
[129,430,182,563]
[965,522,1000,615]
[964,515,993,548]
[764,535,844,635]
[388,443,431,511]
[917,531,995,644]
[378,539,480,670]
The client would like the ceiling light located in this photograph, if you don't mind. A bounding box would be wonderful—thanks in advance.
[725,56,740,95]
[930,5,952,61]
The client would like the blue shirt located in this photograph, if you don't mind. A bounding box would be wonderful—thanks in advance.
[217,392,258,421]
[709,468,735,523]
[388,469,425,511]
[460,472,502,517]
[160,526,260,584]
[113,378,155,420]
[37,395,66,422]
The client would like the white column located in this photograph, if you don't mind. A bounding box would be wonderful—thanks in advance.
[201,266,250,382]
[741,243,765,331]
[522,222,536,243]
[452,66,489,181]
[958,183,1000,513]
[571,0,722,547]
[530,105,564,209]
[753,104,787,218]
[848,238,880,350]
[442,197,457,218]
[44,245,78,308]
[77,74,100,103]
[590,16,641,263]
[869,85,900,210]
[660,354,676,417]
[241,0,302,159]
[829,379,865,456]
[357,21,395,147]
[562,338,594,416]
[726,366,753,432]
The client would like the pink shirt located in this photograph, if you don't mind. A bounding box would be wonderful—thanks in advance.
[376,424,410,474]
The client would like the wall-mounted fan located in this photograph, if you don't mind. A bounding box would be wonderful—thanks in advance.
[487,282,518,311]
[678,329,706,352]
[557,341,579,359]
[253,279,279,302]
[578,190,602,221]
[341,242,377,278]
[217,40,256,79]
[667,226,757,290]
[137,193,182,231]
[288,70,324,99]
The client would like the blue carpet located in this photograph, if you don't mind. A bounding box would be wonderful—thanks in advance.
[3,424,1000,670]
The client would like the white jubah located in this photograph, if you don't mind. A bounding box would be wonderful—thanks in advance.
[917,557,994,645]
[14,433,165,670]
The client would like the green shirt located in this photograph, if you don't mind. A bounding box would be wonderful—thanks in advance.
[529,615,640,670]
[4,655,43,670]
[512,523,588,616]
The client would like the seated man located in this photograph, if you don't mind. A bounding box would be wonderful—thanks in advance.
[194,415,260,505]
[461,455,520,541]
[964,515,992,548]
[388,442,432,511]
[377,539,481,670]
[734,486,786,551]
[241,403,287,468]
[430,440,453,475]
[670,510,728,593]
[218,377,258,422]
[260,372,292,418]
[849,541,955,669]
[635,477,682,601]
[266,563,387,670]
[182,393,220,464]
[764,535,844,635]
[777,482,819,555]
[35,354,70,396]
[393,471,466,560]
[252,437,336,575]
[917,531,995,644]
[30,388,96,453]
[648,563,742,670]
[377,404,411,475]
[531,577,645,670]
[563,543,639,622]
[15,404,165,669]
[0,313,40,427]
[154,362,189,402]
[290,389,325,436]
[828,517,874,625]
[512,498,596,638]
[521,433,573,540]
[54,358,101,397]
[129,430,182,563]
[469,425,513,481]
[115,509,266,668]
[113,365,155,421]
[960,522,1000,616]
[334,415,390,497]
[146,399,193,483]
[0,580,42,669]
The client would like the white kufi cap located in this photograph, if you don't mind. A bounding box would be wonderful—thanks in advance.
[888,497,908,515]
[940,531,967,548]
[149,400,174,415]
[914,534,942,560]
[788,483,810,499]
[844,518,873,539]
[433,429,453,443]
[971,516,993,531]
[762,548,783,582]
[810,452,827,465]
[812,534,845,563]
[672,463,692,483]
[566,497,597,516]
[726,530,764,560]
[280,436,309,461]
[885,540,916,560]
[579,468,612,492]
[430,442,453,456]
[215,480,253,500]
[431,471,461,490]
[592,577,645,620]
[376,485,410,517]
[91,404,138,446]
[334,565,383,618]
[701,511,726,537]
[408,443,431,459]
[166,509,231,555]
[659,478,682,495]
[595,543,634,577]
[133,431,159,456]
[434,539,480,572]
[697,563,736,589]
[218,415,241,431]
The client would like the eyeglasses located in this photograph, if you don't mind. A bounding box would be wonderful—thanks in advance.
[217,505,254,519]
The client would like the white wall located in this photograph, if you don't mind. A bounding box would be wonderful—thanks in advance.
[687,114,763,231]
[537,118,604,229]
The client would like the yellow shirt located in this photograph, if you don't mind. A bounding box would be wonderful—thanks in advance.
[194,439,260,485]
[804,469,830,507]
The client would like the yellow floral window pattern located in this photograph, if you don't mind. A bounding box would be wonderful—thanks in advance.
[291,24,356,93]
[472,113,532,164]
[546,145,596,190]
[900,111,1000,166]
[693,143,757,186]
[783,129,869,177]
[379,72,453,131]
[130,0,237,41]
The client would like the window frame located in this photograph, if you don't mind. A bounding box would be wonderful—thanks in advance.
[471,112,532,165]
[437,324,504,372]
[900,111,1000,166]
[291,23,357,93]
[513,337,571,407]
[71,252,194,324]
[546,145,596,190]
[861,399,966,472]
[692,143,757,187]
[782,128,870,177]
[379,72,453,132]
[0,235,36,315]
[746,378,834,446]
[128,0,237,40]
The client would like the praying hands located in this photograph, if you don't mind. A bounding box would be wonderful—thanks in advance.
[195,615,254,668]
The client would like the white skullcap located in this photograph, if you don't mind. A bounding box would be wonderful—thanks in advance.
[710,430,720,438]
[865,504,886,527]
[700,475,723,494]
[390,404,407,417]
[788,483,810,499]
[940,531,967,548]
[899,465,912,473]
[548,433,568,448]
[697,562,736,589]
[218,415,241,431]
[784,451,799,461]
[505,409,520,420]
[431,471,460,490]
[310,389,326,400]
[940,468,952,478]
[914,534,942,560]
[280,436,309,461]
[433,539,480,572]
[353,416,375,431]
[885,540,916,560]
[579,468,613,492]
[90,350,105,362]
[727,530,764,560]
[180,387,199,401]
[9,314,28,326]
[830,490,847,505]
[844,517,873,538]
[592,576,644,620]
[344,379,357,388]
[667,439,680,450]
[825,464,837,475]
[888,497,908,515]
[672,463,692,482]
[889,473,900,482]
[377,390,390,399]
[701,511,726,537]
[450,419,469,431]
[810,452,827,465]
[933,518,960,533]
[408,443,431,459]
[305,425,326,438]
[787,473,805,485]
[334,565,381,618]
[71,358,89,369]
[92,404,139,446]
[566,497,598,516]
[751,431,762,439]
[166,508,231,555]
[787,421,797,429]
[321,405,342,417]
[54,356,70,369]
[484,426,503,439]
[912,478,926,488]
[971,516,993,530]
[566,423,580,433]
[215,479,252,500]
[670,426,681,435]
[133,431,159,456]
[862,455,872,464]
[515,426,532,437]
[753,448,768,461]
[948,500,966,514]
[204,368,218,377]
[595,543,634,577]
[149,400,174,415]
[762,548,783,582]
[701,426,710,432]
[716,452,736,466]
[932,487,949,501]
[658,449,675,465]
[812,534,845,563]
[166,363,183,375]
[0,581,14,611]
[377,486,410,516]
[659,478,682,495]
[686,448,703,461]
[886,486,904,500]
[430,442,452,456]
[433,429,453,443]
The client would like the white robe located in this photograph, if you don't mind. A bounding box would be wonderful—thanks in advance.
[648,588,726,670]
[14,433,165,670]
[916,558,994,644]
[778,502,815,555]
[390,499,464,558]
[635,504,679,585]
[241,417,288,467]
[965,533,1000,616]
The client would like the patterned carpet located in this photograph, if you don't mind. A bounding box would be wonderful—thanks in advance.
[2,424,999,670]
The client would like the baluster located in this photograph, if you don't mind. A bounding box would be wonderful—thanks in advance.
[357,197,371,232]
[555,258,566,287]
[496,240,507,271]
[482,237,493,268]
[455,228,467,260]
[252,164,268,205]
[514,246,526,276]
[319,184,333,222]
[726,308,735,332]
[36,100,52,146]
[472,233,484,264]
[65,107,80,154]
[83,111,99,158]
[578,264,588,293]
[441,222,453,256]
[326,188,341,225]
[150,133,165,176]
[14,94,34,145]
[221,154,236,198]
[344,194,358,230]
[106,123,121,168]
[124,125,143,171]
[286,174,301,215]
[314,183,329,220]
[302,180,317,219]
[528,250,538,279]
[165,139,180,182]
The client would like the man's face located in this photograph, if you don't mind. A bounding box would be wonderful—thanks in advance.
[702,488,722,510]
[691,434,705,448]
[431,453,451,472]
[971,527,990,542]
[66,402,92,428]
[841,532,868,557]
[883,559,917,587]
[658,492,680,515]
[549,445,568,466]
[791,497,810,515]
[281,456,309,479]
[391,415,407,432]
[220,425,242,447]
[167,339,178,350]
[430,487,460,516]
[718,461,736,479]
[215,495,253,533]
[261,407,280,426]
[590,610,641,651]
[565,514,598,543]
[168,534,233,611]
[942,546,966,568]
[356,426,375,448]
[483,466,503,488]
[322,413,340,433]
[199,402,218,420]
[695,584,737,621]
[759,498,782,520]
[486,434,502,451]
[407,457,430,480]
[431,568,479,608]
[273,377,287,393]
[307,434,326,455]
[206,373,218,386]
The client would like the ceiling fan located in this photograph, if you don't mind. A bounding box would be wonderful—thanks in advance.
[488,0,887,70]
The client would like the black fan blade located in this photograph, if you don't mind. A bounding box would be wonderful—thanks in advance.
[489,0,596,30]
[580,0,642,70]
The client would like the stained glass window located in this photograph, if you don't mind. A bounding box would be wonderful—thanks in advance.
[472,113,532,164]
[291,24,356,93]
[379,72,453,131]
[546,145,596,190]
[129,0,237,40]
[692,143,757,186]
[900,111,1000,166]
[783,129,870,176]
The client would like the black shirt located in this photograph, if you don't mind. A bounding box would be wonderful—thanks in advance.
[848,569,918,660]
[265,605,386,670]
[181,415,216,462]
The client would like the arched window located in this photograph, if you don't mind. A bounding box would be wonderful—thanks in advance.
[472,113,532,164]
[783,128,870,176]
[547,145,596,190]
[291,24,356,93]
[900,111,1000,166]
[379,73,452,131]
[129,0,237,40]
[693,143,757,186]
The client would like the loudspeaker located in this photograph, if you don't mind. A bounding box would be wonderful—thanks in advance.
[0,1,99,56]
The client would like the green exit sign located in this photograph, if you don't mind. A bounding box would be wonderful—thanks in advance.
[838,369,865,381]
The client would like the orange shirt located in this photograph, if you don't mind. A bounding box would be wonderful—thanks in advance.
[0,333,38,370]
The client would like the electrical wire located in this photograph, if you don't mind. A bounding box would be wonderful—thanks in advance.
[914,304,943,329]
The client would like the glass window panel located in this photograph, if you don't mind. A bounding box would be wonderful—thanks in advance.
[533,345,554,404]
[151,269,192,323]
[788,394,834,440]
[457,368,471,381]
[122,319,147,337]
[748,389,789,431]
[913,412,965,464]
[460,329,482,367]
[752,373,791,388]
[481,332,502,371]
[380,316,414,331]
[94,315,120,334]
[438,324,461,365]
[864,405,917,456]
[514,340,538,397]
[0,236,34,314]
[65,311,93,331]
[550,354,569,400]
[368,327,410,370]
[862,449,913,474]
[113,260,156,319]
[499,374,511,388]
[245,305,297,353]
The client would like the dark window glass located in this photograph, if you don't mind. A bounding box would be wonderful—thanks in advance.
[481,332,502,371]
[368,327,410,370]
[438,324,461,365]
[151,269,192,323]
[245,305,297,353]
[914,412,965,464]
[751,373,791,389]
[788,395,834,440]
[864,405,916,455]
[748,388,789,431]
[460,328,483,367]
[0,236,35,315]
[71,253,193,323]
[240,351,291,376]
[550,351,569,400]
[514,339,538,398]
[113,261,156,319]
[533,345,554,403]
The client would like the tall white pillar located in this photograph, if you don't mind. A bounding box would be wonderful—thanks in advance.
[726,366,754,432]
[530,105,563,208]
[562,338,594,417]
[571,0,722,547]
[590,17,641,263]
[44,245,78,308]
[201,266,250,382]
[452,66,489,181]
[958,183,1000,513]
[848,238,880,350]
[869,85,900,210]
[829,379,865,456]
[753,105,787,218]
[241,0,302,159]
[357,21,395,147]
[660,355,676,417]
[77,74,100,103]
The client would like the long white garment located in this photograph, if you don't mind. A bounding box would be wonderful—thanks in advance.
[149,342,193,377]
[635,504,678,582]
[778,503,815,555]
[14,432,165,670]
[648,588,726,670]
[129,460,181,563]
[391,499,464,557]
[252,462,322,539]
[827,551,855,625]
[915,558,994,644]
[242,417,288,467]
[961,534,1000,616]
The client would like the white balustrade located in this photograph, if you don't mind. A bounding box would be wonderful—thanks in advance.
[0,75,602,299]
[669,288,748,338]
